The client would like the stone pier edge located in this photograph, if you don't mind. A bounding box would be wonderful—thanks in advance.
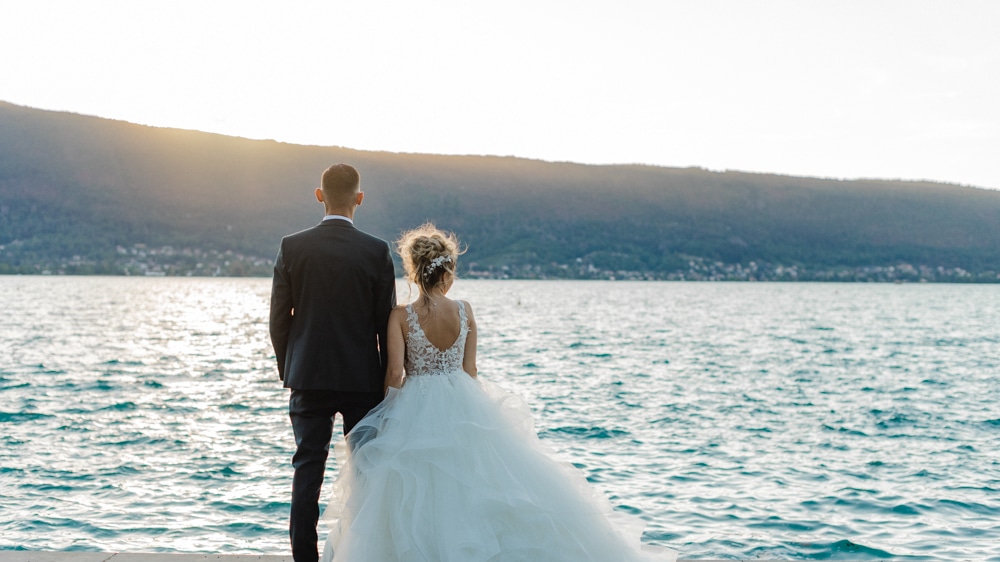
[0,553,776,562]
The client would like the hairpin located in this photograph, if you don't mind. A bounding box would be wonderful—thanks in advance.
[423,255,453,278]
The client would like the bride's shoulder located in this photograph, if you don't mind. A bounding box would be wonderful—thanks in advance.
[458,300,476,323]
[388,305,413,334]
[389,304,410,320]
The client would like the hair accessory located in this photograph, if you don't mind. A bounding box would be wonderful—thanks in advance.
[423,255,453,279]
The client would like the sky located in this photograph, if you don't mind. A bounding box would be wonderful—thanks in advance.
[2,0,998,189]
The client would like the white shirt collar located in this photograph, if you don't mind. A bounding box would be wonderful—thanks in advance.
[322,214,354,224]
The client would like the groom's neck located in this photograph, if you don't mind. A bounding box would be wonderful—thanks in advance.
[324,205,356,221]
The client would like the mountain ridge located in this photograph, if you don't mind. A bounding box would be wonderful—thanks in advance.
[1,101,998,281]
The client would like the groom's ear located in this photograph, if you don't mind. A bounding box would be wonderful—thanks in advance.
[356,191,365,207]
[315,187,325,204]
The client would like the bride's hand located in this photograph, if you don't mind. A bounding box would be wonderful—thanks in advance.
[383,371,403,395]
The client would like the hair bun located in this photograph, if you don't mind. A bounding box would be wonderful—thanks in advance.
[396,223,463,290]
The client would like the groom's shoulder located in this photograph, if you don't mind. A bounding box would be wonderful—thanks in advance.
[279,224,389,253]
[351,227,392,251]
[280,224,323,245]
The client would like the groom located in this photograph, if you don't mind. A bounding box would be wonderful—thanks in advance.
[269,163,397,562]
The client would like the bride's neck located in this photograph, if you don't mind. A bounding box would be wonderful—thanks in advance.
[418,287,448,306]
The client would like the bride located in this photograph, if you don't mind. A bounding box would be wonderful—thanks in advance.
[321,224,676,562]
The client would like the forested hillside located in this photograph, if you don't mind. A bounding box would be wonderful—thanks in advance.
[2,101,998,281]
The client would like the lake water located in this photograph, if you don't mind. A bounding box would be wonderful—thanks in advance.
[1,277,998,560]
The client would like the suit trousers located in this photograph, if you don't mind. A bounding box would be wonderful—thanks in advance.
[289,389,384,562]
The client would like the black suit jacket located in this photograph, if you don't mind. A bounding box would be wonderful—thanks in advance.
[269,219,396,391]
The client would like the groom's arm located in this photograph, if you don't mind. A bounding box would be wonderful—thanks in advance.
[373,242,397,372]
[269,242,293,381]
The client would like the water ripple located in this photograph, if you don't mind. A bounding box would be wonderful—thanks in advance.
[1,278,999,559]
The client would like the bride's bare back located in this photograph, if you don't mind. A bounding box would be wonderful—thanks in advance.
[383,292,478,392]
[410,299,462,352]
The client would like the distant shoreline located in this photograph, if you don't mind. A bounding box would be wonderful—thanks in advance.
[2,272,998,284]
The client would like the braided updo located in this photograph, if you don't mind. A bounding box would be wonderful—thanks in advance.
[396,223,463,293]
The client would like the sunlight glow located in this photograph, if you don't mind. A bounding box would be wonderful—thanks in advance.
[0,0,997,188]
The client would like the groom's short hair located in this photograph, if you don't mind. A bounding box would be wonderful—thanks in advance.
[320,164,361,204]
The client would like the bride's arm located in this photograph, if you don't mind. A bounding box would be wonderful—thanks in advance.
[462,301,478,378]
[384,307,407,394]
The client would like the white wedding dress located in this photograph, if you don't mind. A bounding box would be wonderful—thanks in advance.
[321,301,676,562]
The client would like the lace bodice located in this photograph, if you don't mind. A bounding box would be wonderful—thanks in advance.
[404,301,468,377]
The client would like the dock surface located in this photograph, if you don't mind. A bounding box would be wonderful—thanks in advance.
[0,554,741,562]
[0,550,292,562]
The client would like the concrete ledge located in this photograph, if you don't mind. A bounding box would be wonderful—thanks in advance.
[0,550,744,562]
[0,550,292,562]
[0,550,736,562]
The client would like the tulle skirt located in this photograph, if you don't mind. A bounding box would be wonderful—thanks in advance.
[321,369,675,562]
